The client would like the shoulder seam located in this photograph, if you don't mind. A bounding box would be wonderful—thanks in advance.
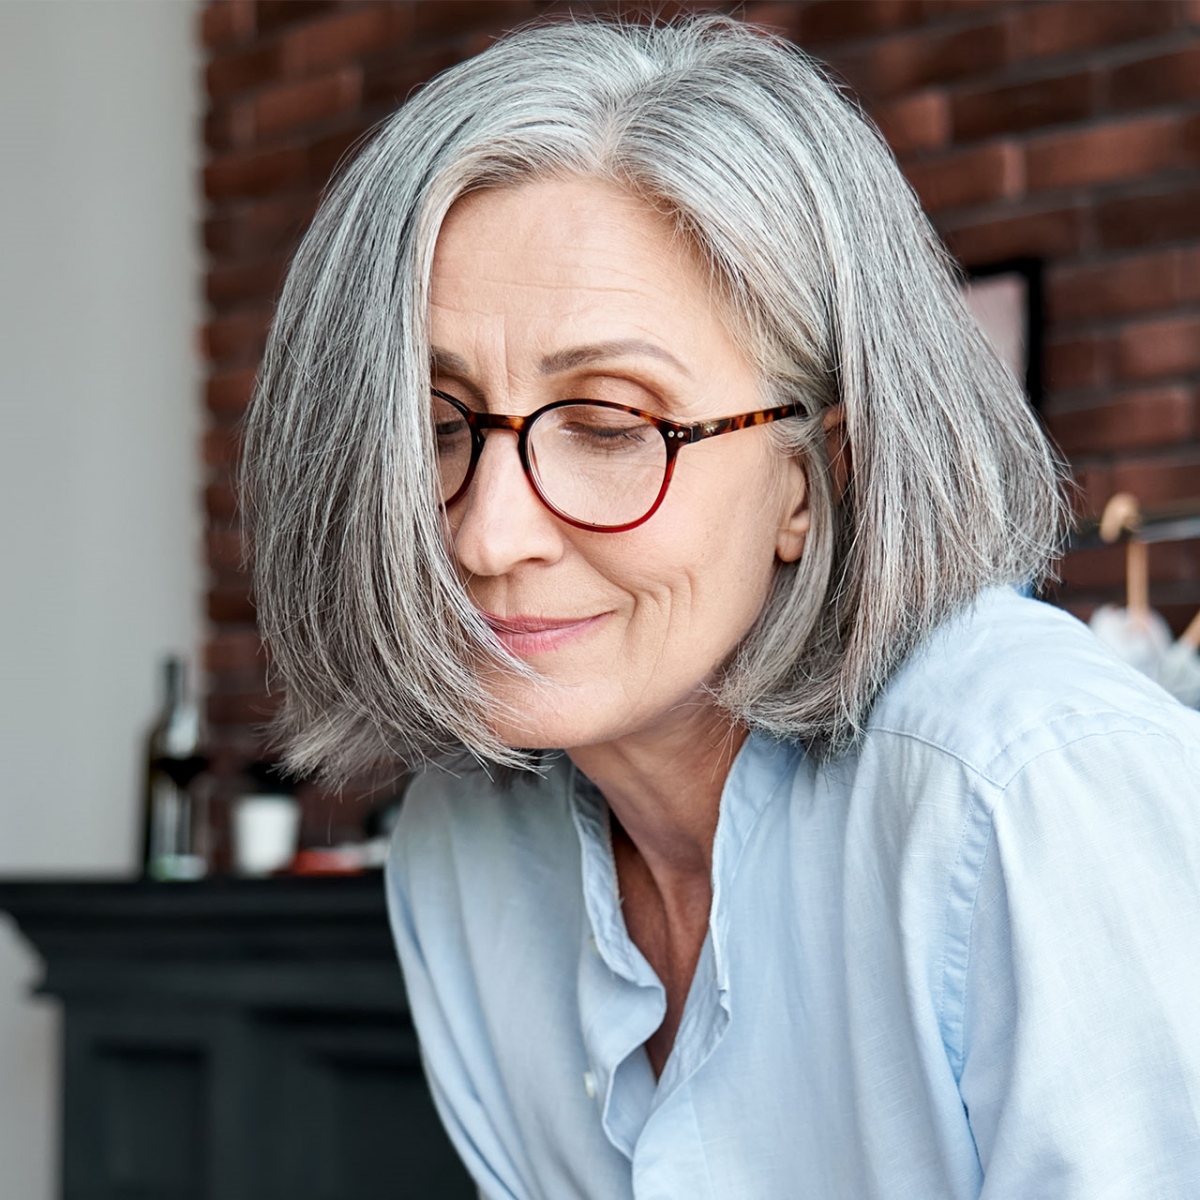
[871,709,1179,791]
[867,726,1006,789]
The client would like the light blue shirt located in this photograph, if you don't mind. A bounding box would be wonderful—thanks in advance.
[386,589,1200,1198]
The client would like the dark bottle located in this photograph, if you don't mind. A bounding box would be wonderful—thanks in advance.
[140,657,208,880]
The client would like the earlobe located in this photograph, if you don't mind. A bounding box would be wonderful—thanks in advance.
[775,458,811,564]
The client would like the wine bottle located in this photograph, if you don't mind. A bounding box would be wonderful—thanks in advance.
[140,657,208,880]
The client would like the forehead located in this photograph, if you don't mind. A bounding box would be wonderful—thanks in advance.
[432,175,698,286]
[428,177,740,364]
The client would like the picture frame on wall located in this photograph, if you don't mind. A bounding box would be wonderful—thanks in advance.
[961,258,1043,412]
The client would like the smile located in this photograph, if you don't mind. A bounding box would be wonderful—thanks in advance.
[480,611,610,656]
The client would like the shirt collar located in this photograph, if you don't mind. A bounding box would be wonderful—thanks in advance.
[569,731,802,989]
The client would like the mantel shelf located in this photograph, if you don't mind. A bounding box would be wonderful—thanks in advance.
[0,874,473,1199]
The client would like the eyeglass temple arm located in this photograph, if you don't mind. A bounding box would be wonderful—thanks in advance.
[680,404,801,444]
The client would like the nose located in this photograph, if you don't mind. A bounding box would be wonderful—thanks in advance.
[450,430,565,577]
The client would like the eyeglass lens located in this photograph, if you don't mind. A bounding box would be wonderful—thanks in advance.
[432,393,668,529]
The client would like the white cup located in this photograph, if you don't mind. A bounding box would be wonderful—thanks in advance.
[232,794,301,876]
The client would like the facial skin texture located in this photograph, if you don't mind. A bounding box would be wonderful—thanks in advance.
[430,176,810,762]
[431,176,814,1077]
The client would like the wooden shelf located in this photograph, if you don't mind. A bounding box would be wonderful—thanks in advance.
[0,875,474,1200]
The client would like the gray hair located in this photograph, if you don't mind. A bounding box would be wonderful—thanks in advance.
[242,15,1069,782]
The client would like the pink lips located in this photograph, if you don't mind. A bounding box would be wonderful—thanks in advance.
[480,611,609,656]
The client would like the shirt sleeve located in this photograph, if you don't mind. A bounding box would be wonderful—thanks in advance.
[956,722,1200,1198]
[385,795,534,1200]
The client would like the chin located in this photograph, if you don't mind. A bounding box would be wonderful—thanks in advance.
[482,678,633,752]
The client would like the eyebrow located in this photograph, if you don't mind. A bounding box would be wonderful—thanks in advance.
[538,339,692,379]
[428,340,692,381]
[429,347,473,377]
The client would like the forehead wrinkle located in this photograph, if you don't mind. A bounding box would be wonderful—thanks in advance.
[539,339,693,380]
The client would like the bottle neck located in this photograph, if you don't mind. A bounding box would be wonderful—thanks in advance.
[160,657,199,757]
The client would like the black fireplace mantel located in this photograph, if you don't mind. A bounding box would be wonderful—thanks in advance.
[0,875,475,1200]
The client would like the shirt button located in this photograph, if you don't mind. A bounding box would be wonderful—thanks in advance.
[583,1071,597,1099]
[588,934,598,954]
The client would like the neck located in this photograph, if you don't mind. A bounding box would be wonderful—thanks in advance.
[567,705,747,887]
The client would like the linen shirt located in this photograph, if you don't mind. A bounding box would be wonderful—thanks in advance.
[386,588,1200,1199]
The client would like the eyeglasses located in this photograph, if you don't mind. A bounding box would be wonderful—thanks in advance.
[432,388,801,533]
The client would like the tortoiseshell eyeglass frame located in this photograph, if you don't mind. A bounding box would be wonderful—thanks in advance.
[432,388,802,533]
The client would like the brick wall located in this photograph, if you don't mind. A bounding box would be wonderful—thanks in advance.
[200,0,1200,836]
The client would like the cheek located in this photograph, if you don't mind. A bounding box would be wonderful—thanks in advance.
[601,475,783,656]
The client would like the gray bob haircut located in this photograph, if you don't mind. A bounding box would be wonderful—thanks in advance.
[242,15,1068,781]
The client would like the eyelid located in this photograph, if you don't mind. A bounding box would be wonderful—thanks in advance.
[431,373,486,409]
[562,369,675,416]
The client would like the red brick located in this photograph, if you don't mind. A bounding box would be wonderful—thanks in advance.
[1062,540,1200,590]
[205,105,256,153]
[873,91,950,155]
[203,310,272,364]
[1045,386,1194,455]
[828,19,1014,98]
[922,0,1012,10]
[363,43,465,107]
[951,70,1096,141]
[1143,540,1200,588]
[906,141,1023,212]
[410,1,538,38]
[1026,114,1195,192]
[278,7,410,76]
[1116,315,1200,381]
[1047,249,1187,323]
[206,43,284,103]
[1181,247,1200,301]
[1016,0,1181,59]
[1059,542,1126,589]
[206,688,278,724]
[1096,185,1200,249]
[204,426,243,469]
[942,205,1083,266]
[204,146,307,202]
[204,195,319,260]
[206,257,287,310]
[206,528,246,569]
[1045,335,1112,391]
[1073,464,1115,518]
[1113,452,1200,507]
[1112,45,1200,109]
[795,0,926,45]
[250,68,363,143]
[201,1,255,49]
[741,3,805,37]
[205,481,239,524]
[204,631,265,674]
[206,367,258,415]
[306,123,375,187]
[255,0,335,34]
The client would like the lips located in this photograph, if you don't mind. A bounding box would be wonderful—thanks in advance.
[480,611,609,656]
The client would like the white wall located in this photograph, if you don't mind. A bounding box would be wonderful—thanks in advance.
[0,3,200,1194]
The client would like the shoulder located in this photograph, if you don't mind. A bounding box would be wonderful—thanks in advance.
[387,755,583,958]
[391,754,576,891]
[863,586,1200,790]
[824,588,1200,1036]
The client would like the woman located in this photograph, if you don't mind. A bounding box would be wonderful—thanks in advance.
[243,17,1200,1199]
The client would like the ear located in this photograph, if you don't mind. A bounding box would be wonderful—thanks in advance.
[775,452,811,564]
[823,403,850,502]
[775,403,848,564]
